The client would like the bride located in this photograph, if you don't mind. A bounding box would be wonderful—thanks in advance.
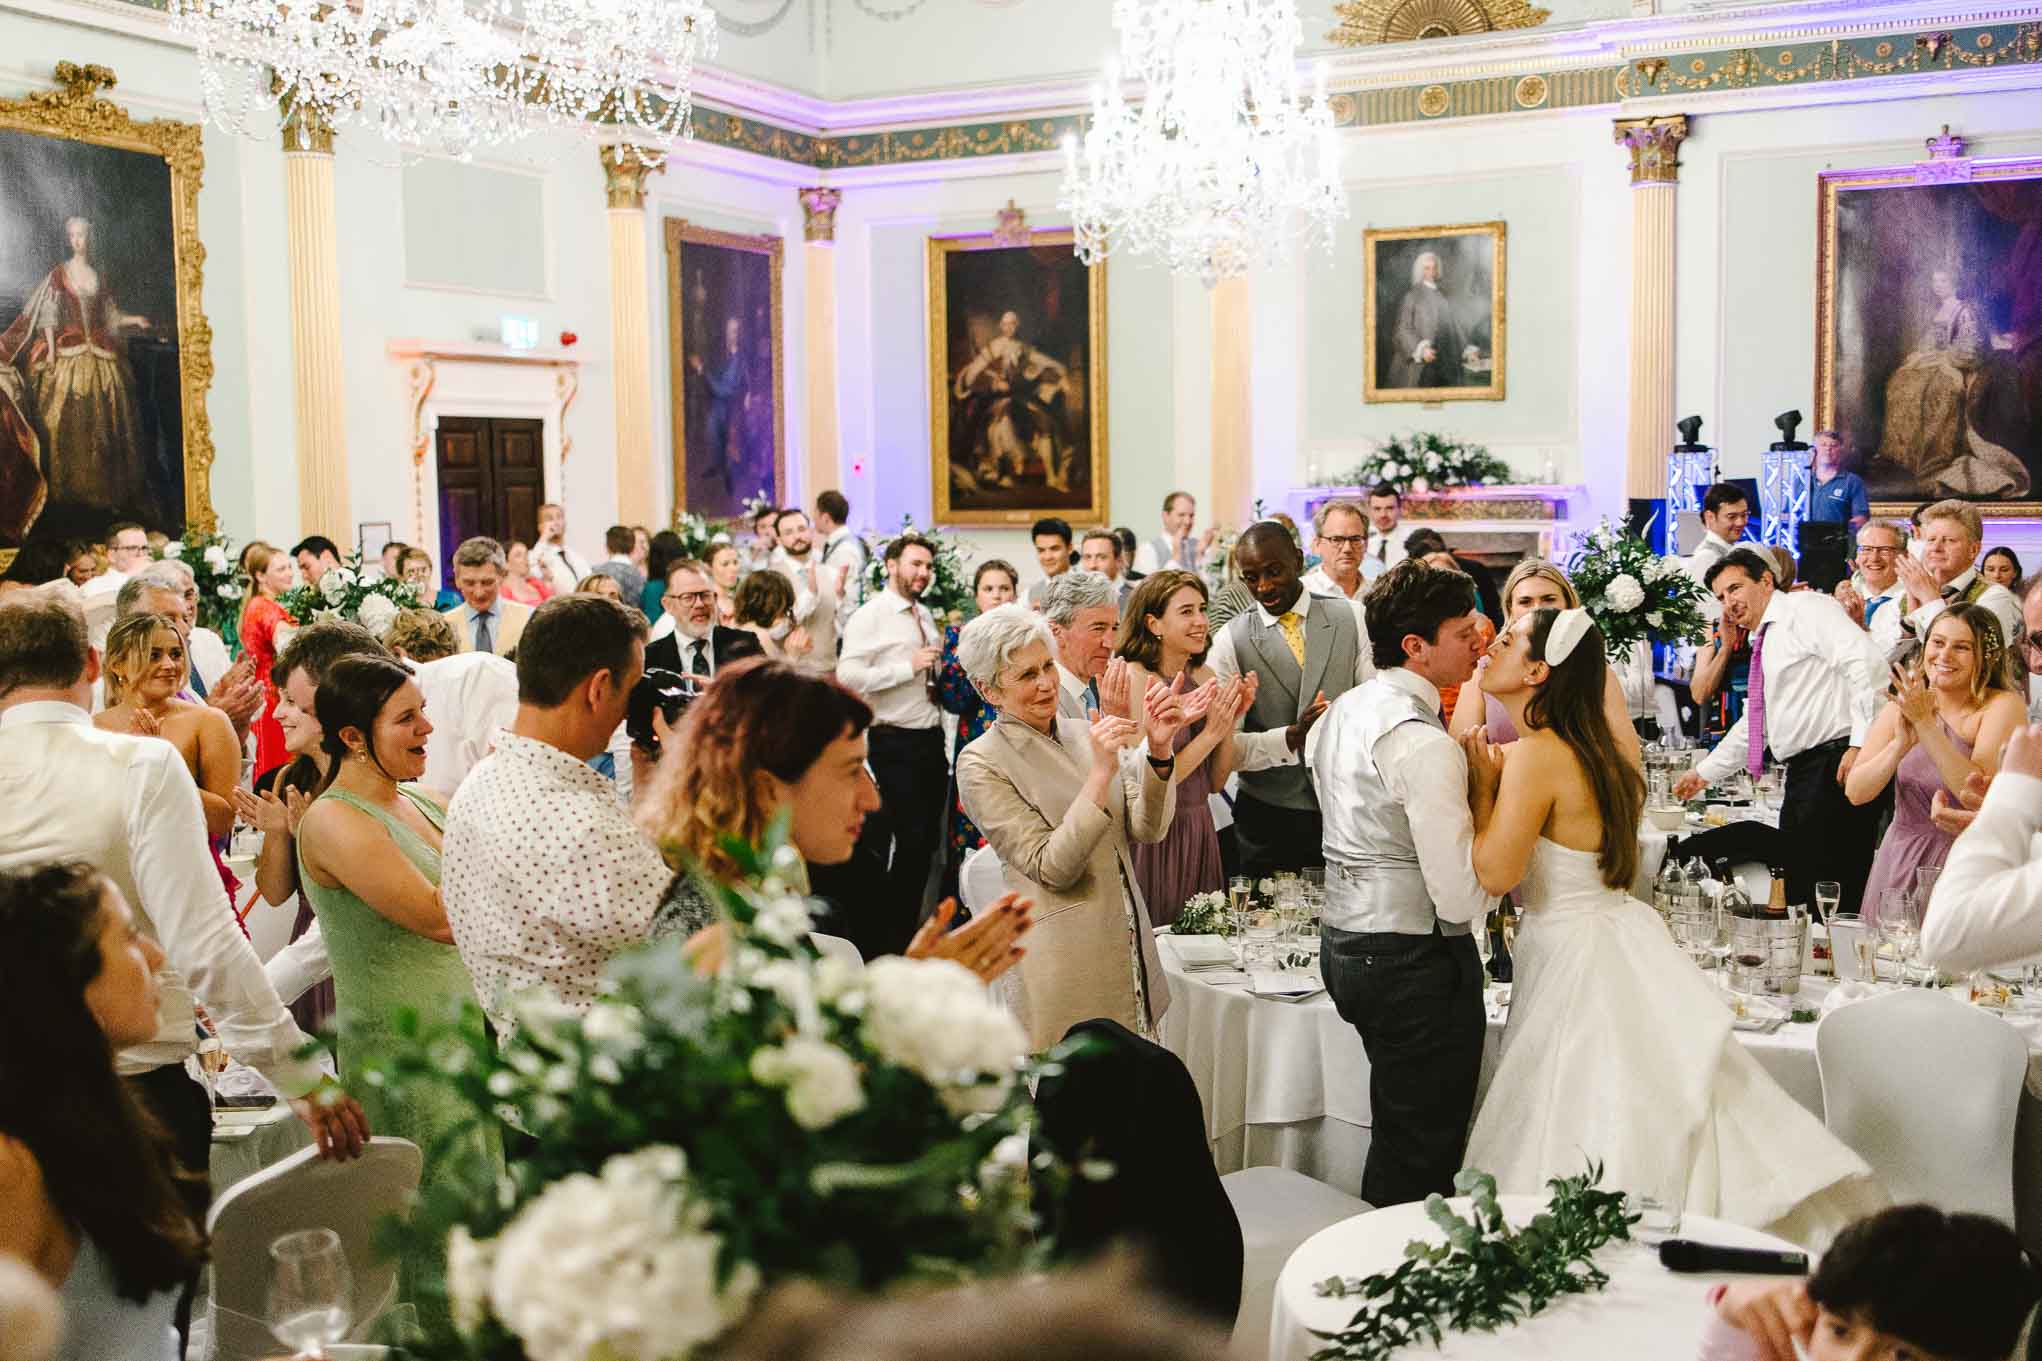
[1459,606,1883,1246]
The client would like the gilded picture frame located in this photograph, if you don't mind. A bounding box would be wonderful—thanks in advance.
[929,229,1108,527]
[0,62,217,569]
[1363,221,1507,404]
[663,218,786,521]
[1815,141,2042,517]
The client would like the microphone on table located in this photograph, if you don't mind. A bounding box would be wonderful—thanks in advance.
[1659,1240,1809,1275]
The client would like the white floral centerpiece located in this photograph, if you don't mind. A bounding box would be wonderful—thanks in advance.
[275,549,422,639]
[152,531,243,639]
[1564,520,1709,652]
[862,515,977,627]
[362,827,1059,1361]
[1334,432,1513,498]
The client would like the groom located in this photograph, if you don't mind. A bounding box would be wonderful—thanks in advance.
[1306,560,1495,1207]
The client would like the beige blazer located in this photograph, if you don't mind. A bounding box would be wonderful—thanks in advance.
[956,714,1175,1050]
[444,598,533,657]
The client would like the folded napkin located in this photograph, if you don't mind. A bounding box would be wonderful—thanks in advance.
[1166,935,1239,971]
[1248,970,1324,1002]
[1817,980,1889,1019]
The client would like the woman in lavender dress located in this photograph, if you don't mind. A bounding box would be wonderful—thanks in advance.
[1848,605,2025,924]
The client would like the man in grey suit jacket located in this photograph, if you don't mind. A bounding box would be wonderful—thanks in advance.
[1206,522,1371,877]
[1042,571,1120,722]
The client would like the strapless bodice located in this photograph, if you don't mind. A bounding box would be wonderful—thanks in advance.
[1518,837,1633,917]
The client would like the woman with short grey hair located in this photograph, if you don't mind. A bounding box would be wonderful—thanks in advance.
[955,603,1187,1047]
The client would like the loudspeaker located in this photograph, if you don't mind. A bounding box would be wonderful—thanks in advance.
[1797,522,1850,594]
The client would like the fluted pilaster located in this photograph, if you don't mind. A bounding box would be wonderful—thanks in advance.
[1210,276,1255,529]
[602,146,659,519]
[282,114,349,538]
[799,187,842,503]
[1615,114,1688,500]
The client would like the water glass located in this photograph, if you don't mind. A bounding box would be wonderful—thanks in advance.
[1628,1190,1684,1245]
[267,1228,353,1360]
[1243,907,1282,969]
[1828,913,1874,983]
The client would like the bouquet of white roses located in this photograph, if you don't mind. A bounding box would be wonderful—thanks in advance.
[153,531,242,640]
[1175,891,1230,936]
[669,509,738,564]
[361,826,1059,1361]
[276,549,422,638]
[864,515,977,626]
[1564,520,1709,652]
[1335,432,1513,498]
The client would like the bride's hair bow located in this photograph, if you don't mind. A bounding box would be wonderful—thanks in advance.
[1541,607,1597,667]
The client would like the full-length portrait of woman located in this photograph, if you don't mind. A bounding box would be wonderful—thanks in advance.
[1877,265,2030,498]
[0,214,153,518]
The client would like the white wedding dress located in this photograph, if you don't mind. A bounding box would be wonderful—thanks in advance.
[1464,838,1886,1247]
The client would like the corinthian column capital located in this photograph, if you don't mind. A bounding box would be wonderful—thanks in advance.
[1613,114,1689,187]
[799,187,842,243]
[600,146,660,210]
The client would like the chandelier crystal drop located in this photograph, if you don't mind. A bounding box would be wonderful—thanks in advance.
[171,0,717,162]
[1059,0,1346,285]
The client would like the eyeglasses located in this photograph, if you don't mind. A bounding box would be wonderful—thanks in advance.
[109,543,150,557]
[1857,545,1900,557]
[665,589,716,606]
[1319,535,1367,549]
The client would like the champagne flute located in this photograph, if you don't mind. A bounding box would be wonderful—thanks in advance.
[267,1229,353,1360]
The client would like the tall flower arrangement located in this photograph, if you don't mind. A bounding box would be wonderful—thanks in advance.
[1565,520,1709,652]
[361,828,1053,1361]
[154,532,243,639]
[863,516,977,626]
[669,509,737,564]
[1335,432,1513,497]
[275,550,423,638]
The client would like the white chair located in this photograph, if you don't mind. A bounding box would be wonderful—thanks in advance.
[1816,988,2027,1221]
[809,932,863,967]
[205,1137,423,1361]
[1221,1166,1369,1361]
[960,843,1005,916]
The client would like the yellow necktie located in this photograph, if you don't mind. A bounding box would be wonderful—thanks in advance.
[1277,611,1306,667]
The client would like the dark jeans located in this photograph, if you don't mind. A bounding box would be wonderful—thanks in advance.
[1322,925,1485,1208]
[868,724,947,941]
[126,1063,214,1345]
[1783,738,1887,917]
[1233,794,1324,880]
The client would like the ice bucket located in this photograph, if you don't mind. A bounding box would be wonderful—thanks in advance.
[1726,909,1806,996]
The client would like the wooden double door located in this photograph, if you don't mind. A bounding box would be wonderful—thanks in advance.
[435,416,544,585]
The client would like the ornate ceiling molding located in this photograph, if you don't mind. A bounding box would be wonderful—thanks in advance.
[1328,0,1551,48]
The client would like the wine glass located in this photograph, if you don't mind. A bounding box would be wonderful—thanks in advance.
[1706,897,1735,993]
[267,1228,353,1360]
[1913,865,1942,916]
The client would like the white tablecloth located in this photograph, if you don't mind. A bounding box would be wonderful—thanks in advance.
[1270,1197,1800,1361]
[210,1101,310,1196]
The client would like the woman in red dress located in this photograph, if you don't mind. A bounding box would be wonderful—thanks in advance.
[238,541,297,777]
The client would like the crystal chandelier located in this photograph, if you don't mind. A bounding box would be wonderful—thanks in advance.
[1059,0,1345,285]
[171,0,717,162]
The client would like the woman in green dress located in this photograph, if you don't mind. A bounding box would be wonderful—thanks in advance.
[295,653,499,1329]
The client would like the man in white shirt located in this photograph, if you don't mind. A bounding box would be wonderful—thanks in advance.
[531,502,592,598]
[1684,482,1751,619]
[837,533,947,937]
[1024,517,1075,609]
[0,591,365,1190]
[291,535,342,586]
[1361,485,1407,581]
[1303,498,1370,602]
[86,520,151,596]
[1078,527,1134,609]
[770,508,842,669]
[1041,570,1120,721]
[443,536,533,657]
[815,489,868,631]
[1134,491,1211,576]
[1890,498,2021,649]
[1206,523,1373,876]
[1831,518,1910,657]
[1305,558,1492,1207]
[442,594,673,1037]
[1676,547,1889,915]
[1921,722,2042,973]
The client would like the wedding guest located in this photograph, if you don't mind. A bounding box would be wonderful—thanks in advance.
[837,534,949,931]
[1701,1205,2035,1361]
[1675,549,1888,915]
[636,658,1030,971]
[631,526,651,577]
[62,540,98,589]
[646,560,766,677]
[640,530,687,623]
[1135,491,1210,577]
[1363,484,1405,579]
[1849,606,2024,924]
[1114,571,1253,926]
[707,542,743,627]
[383,609,518,796]
[239,540,297,775]
[956,604,1183,1047]
[1893,499,2021,646]
[0,592,364,1236]
[1303,498,1369,603]
[1806,430,1870,531]
[1832,519,1909,655]
[816,490,868,631]
[1114,527,1146,582]
[937,560,1018,893]
[770,508,841,671]
[86,523,150,598]
[1080,528,1135,610]
[1206,522,1370,877]
[1043,570,1120,721]
[594,525,646,603]
[499,541,550,607]
[95,615,240,841]
[442,536,532,657]
[726,571,811,658]
[1025,517,1075,609]
[115,567,261,740]
[291,535,341,585]
[235,620,391,1032]
[400,546,462,611]
[377,539,409,580]
[747,505,781,575]
[1686,483,1752,616]
[575,571,624,603]
[1983,545,2023,591]
[1922,722,2042,972]
[0,1253,61,1361]
[1447,558,1642,768]
[0,862,205,1361]
[531,502,591,598]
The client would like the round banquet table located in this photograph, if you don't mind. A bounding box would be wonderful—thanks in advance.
[1269,1196,1802,1361]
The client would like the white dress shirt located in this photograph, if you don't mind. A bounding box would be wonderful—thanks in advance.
[836,588,941,730]
[1693,590,1888,783]
[1921,772,2042,973]
[189,625,232,693]
[771,547,840,669]
[1206,591,1375,772]
[1305,668,1494,929]
[1685,533,1735,620]
[1364,529,1407,574]
[0,702,319,1091]
[1900,567,2021,647]
[821,528,868,628]
[412,652,520,795]
[1301,565,1365,602]
[1056,659,1096,721]
[1856,577,1909,656]
[442,731,675,1036]
[533,541,591,598]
